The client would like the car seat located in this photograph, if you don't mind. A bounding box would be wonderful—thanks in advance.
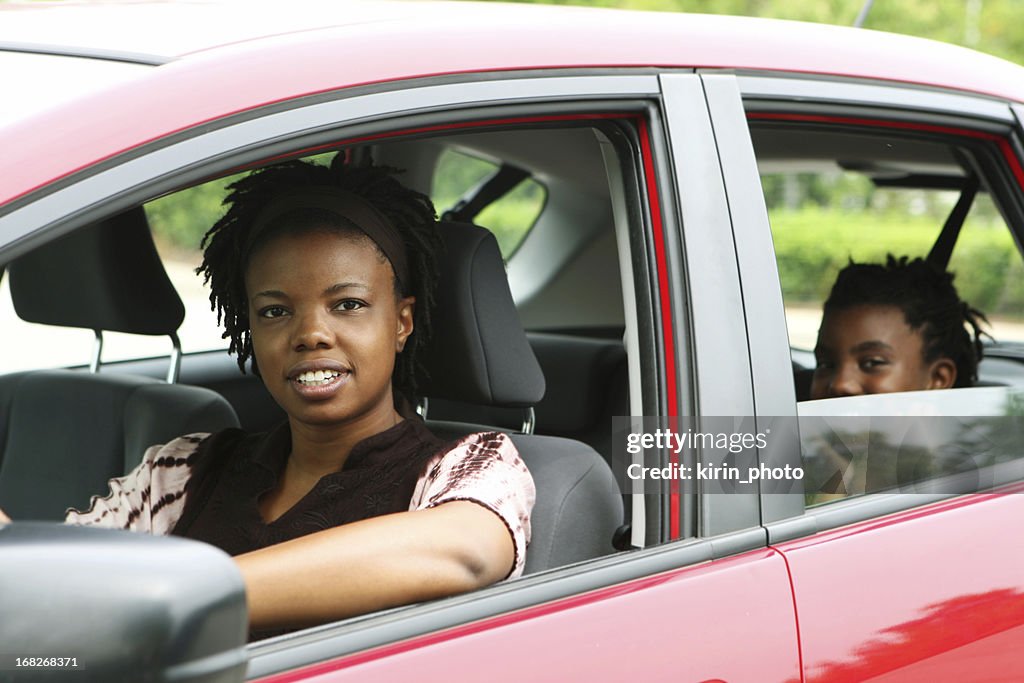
[418,221,622,573]
[0,207,239,520]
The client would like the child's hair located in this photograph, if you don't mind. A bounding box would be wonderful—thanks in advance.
[196,157,441,403]
[823,255,988,387]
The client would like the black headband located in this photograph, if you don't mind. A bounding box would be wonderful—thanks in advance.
[250,186,409,289]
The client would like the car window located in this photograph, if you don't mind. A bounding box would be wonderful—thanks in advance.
[0,57,705,657]
[761,163,1021,353]
[750,121,1024,506]
[0,117,647,543]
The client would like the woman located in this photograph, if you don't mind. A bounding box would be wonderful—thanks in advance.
[0,159,535,639]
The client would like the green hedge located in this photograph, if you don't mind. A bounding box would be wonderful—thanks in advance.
[770,206,1024,318]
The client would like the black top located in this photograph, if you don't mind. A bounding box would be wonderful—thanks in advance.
[171,418,445,555]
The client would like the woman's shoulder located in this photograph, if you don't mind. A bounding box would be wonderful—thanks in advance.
[411,430,516,478]
[444,430,520,458]
[412,430,535,579]
[414,430,533,509]
[140,427,252,470]
[143,433,211,463]
[64,427,254,531]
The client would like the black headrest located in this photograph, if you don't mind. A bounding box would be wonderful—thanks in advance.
[9,207,185,335]
[418,222,545,407]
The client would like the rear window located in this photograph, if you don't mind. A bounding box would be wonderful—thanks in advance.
[431,148,546,257]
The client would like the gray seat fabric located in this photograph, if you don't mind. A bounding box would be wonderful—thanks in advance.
[0,372,238,520]
[418,222,545,407]
[0,208,239,520]
[10,208,185,334]
[421,222,622,573]
[427,332,628,465]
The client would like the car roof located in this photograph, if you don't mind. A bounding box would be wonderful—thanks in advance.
[0,0,441,63]
[3,0,1024,210]
[3,0,1021,94]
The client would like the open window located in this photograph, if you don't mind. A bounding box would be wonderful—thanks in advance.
[749,117,1024,504]
[0,111,681,642]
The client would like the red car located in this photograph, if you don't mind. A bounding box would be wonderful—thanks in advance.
[1,2,1023,681]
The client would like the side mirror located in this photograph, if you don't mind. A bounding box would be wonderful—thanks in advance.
[0,522,248,682]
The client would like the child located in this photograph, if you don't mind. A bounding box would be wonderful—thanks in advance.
[810,255,987,400]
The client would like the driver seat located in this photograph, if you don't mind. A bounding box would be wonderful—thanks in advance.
[418,221,622,573]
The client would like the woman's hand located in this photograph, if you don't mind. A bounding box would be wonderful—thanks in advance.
[234,501,514,631]
[0,507,10,523]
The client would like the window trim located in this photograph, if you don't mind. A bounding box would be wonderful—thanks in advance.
[702,73,804,528]
[661,73,764,539]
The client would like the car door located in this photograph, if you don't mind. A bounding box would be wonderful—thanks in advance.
[238,73,801,683]
[708,70,1024,680]
[0,63,801,680]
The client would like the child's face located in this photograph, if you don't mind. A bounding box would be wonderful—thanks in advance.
[810,304,956,400]
[244,229,414,432]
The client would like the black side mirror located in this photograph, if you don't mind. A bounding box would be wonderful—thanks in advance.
[0,522,248,682]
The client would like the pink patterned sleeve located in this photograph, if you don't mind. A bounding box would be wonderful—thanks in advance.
[409,432,535,579]
[63,434,207,534]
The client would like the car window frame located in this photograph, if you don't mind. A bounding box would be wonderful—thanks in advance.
[723,70,1024,542]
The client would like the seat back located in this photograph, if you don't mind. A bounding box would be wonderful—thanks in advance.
[419,222,622,573]
[0,208,239,520]
[424,331,629,466]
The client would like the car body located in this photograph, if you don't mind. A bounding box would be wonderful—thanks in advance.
[2,1,1024,681]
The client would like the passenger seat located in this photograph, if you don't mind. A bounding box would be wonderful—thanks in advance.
[0,208,239,520]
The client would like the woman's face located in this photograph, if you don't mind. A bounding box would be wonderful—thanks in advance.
[245,229,414,432]
[810,304,956,400]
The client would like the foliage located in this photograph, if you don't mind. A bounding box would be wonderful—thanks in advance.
[146,178,234,254]
[770,205,1024,318]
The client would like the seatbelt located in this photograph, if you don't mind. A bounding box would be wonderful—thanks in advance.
[441,163,530,223]
[927,175,980,270]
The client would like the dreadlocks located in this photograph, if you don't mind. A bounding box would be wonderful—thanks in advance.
[197,158,441,404]
[823,255,988,387]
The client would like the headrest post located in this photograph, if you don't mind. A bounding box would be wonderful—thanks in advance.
[521,407,535,435]
[416,397,429,419]
[89,330,104,374]
[165,333,182,384]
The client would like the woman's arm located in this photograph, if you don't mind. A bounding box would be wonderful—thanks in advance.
[0,501,511,630]
[235,500,513,630]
